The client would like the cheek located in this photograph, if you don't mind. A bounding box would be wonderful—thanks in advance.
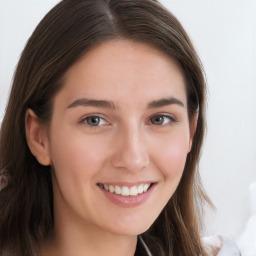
[47,129,112,212]
[152,132,190,179]
[48,128,110,180]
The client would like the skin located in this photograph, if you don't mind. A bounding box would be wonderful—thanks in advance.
[26,39,197,256]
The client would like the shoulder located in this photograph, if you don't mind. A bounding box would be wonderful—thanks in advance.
[202,235,241,256]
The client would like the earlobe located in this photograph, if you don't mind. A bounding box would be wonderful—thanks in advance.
[188,113,198,152]
[25,109,51,166]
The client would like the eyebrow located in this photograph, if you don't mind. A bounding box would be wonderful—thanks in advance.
[67,98,117,109]
[67,97,184,110]
[147,97,184,108]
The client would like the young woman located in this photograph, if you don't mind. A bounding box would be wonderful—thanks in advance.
[0,0,232,255]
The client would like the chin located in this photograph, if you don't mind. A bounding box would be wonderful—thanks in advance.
[102,216,155,237]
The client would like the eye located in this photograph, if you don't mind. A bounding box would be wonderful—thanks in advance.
[82,115,108,126]
[150,115,175,126]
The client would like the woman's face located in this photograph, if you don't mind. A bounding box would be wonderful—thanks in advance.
[43,40,195,236]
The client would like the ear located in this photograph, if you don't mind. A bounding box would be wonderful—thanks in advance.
[25,109,51,166]
[188,113,198,152]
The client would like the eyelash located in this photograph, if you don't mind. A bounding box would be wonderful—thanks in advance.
[80,113,176,128]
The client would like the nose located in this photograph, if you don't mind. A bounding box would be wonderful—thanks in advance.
[111,126,149,173]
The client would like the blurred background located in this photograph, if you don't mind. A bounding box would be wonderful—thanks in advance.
[0,0,256,247]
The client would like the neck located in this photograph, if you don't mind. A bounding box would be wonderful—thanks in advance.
[40,224,137,256]
[41,231,137,256]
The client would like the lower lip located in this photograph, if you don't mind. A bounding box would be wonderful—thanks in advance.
[99,184,156,208]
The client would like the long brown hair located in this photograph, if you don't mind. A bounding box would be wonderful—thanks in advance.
[0,0,208,255]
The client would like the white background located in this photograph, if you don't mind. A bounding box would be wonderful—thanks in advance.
[0,0,256,243]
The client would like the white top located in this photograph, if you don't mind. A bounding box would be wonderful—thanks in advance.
[202,235,241,256]
[140,235,241,256]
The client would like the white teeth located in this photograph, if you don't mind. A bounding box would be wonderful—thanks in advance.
[114,185,122,195]
[138,184,144,194]
[130,186,138,196]
[109,185,115,193]
[100,183,152,196]
[121,186,130,196]
[143,184,150,192]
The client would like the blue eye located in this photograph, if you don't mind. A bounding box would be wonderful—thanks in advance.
[83,116,107,126]
[150,115,174,125]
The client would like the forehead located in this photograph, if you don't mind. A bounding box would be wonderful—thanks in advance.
[56,39,187,109]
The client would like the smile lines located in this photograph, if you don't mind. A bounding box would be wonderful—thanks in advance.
[98,183,152,196]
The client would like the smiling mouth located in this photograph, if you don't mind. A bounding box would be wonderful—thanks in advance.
[97,183,153,197]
